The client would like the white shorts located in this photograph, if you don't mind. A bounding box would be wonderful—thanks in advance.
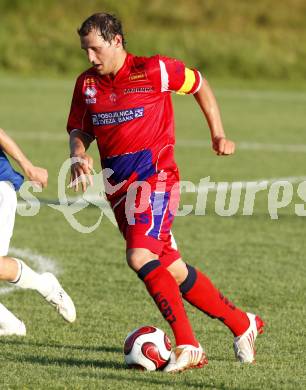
[0,181,17,256]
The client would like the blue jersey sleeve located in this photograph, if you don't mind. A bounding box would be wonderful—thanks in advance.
[0,149,24,191]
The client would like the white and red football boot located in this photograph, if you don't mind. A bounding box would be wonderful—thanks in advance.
[233,312,265,363]
[163,343,208,373]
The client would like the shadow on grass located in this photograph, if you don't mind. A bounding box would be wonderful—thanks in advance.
[0,340,235,389]
[0,338,122,353]
[4,351,125,370]
[75,370,229,390]
[4,350,229,390]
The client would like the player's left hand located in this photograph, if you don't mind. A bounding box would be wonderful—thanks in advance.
[212,137,235,156]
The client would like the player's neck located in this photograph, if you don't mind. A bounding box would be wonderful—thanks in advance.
[110,50,128,78]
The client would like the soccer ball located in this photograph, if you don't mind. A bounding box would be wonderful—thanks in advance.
[124,325,172,371]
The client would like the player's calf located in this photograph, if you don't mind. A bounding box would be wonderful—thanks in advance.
[137,259,199,348]
[0,256,19,281]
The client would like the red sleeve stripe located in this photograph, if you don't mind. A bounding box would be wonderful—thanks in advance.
[189,70,203,94]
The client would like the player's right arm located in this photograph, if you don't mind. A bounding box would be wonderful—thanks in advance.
[0,127,48,188]
[67,75,95,192]
[69,130,94,192]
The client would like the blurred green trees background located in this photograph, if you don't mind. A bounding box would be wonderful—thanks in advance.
[0,0,305,80]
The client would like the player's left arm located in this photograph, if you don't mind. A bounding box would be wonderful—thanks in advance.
[194,79,235,156]
[156,56,235,156]
[0,127,48,187]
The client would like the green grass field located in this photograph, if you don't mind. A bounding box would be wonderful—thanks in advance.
[0,76,306,389]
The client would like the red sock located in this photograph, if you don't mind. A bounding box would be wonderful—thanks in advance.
[180,265,249,336]
[138,260,198,347]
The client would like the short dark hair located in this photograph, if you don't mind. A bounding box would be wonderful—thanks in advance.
[78,13,126,48]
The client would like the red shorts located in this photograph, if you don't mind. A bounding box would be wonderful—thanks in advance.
[111,176,181,268]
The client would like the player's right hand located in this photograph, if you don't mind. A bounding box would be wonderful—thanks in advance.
[69,153,94,192]
[25,165,48,188]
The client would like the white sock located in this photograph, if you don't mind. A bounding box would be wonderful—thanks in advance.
[10,258,22,283]
[10,259,53,297]
[0,303,21,328]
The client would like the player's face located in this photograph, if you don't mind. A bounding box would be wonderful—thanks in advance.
[80,29,122,76]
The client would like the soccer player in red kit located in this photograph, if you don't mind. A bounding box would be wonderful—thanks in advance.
[67,13,264,372]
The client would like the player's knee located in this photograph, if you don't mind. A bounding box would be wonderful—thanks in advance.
[126,248,158,272]
[167,259,188,285]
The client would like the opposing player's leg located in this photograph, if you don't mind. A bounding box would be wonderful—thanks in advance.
[0,257,76,324]
[167,258,264,363]
[0,181,76,324]
[0,303,26,336]
[0,257,76,323]
[0,181,26,335]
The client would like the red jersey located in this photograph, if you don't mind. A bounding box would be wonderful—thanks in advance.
[67,53,202,200]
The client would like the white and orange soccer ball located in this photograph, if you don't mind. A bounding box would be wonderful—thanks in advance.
[124,326,172,371]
